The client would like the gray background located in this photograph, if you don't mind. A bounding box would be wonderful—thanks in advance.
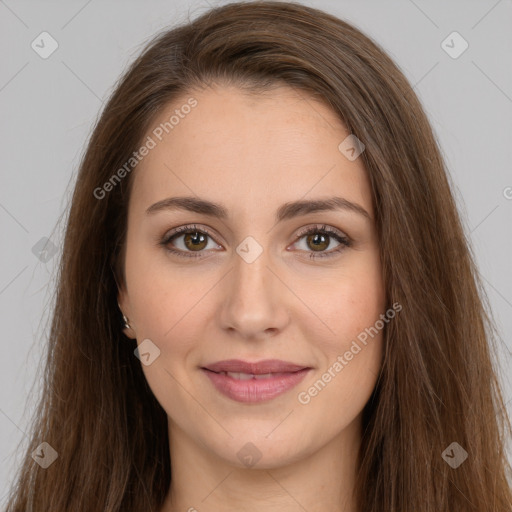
[1,0,511,503]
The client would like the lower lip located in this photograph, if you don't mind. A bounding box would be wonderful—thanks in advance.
[202,368,311,403]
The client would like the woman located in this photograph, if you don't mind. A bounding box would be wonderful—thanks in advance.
[5,1,511,511]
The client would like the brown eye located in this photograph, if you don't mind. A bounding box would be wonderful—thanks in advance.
[305,232,329,252]
[160,224,221,258]
[182,231,208,251]
[160,224,351,260]
[293,225,351,260]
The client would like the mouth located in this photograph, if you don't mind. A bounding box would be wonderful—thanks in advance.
[202,358,310,374]
[201,359,312,403]
[205,370,297,380]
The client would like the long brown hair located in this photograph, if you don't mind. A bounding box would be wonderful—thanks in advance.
[5,1,511,510]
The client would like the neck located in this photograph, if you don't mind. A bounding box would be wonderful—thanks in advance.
[160,415,362,512]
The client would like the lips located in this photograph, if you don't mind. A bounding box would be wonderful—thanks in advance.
[201,359,311,403]
[203,359,309,375]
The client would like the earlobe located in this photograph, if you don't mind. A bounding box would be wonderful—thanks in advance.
[122,324,137,339]
[117,297,136,339]
[120,313,137,339]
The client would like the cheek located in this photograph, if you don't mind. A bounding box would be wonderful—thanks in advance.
[131,277,204,418]
[293,253,385,407]
[125,242,201,339]
[297,254,385,350]
[127,260,218,386]
[296,279,385,427]
[132,287,201,356]
[295,335,382,448]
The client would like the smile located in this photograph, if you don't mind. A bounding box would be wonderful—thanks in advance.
[201,366,311,403]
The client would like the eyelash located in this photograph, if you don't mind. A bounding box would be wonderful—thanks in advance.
[159,224,351,260]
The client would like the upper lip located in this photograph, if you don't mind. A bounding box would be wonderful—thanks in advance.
[202,359,310,374]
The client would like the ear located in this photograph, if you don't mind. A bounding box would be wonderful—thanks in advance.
[116,281,136,340]
[122,323,136,339]
[117,290,127,318]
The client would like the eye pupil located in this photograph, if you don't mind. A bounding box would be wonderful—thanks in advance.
[184,232,207,250]
[308,233,328,251]
[164,225,347,260]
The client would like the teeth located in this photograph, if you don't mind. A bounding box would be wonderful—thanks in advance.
[226,371,254,380]
[223,371,274,380]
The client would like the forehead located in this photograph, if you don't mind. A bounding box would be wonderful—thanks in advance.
[129,84,372,218]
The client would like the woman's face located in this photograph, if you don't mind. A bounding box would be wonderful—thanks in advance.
[118,84,386,469]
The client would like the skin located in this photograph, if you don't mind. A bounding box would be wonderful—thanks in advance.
[117,84,386,512]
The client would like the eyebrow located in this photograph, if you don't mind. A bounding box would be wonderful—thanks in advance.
[145,195,372,222]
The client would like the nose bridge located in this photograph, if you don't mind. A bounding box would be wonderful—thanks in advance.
[219,236,289,338]
[231,239,274,307]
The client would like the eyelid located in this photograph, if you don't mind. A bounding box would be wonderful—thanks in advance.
[160,223,351,259]
[162,223,349,243]
[294,224,349,241]
[160,223,221,252]
[161,223,222,244]
[289,224,351,259]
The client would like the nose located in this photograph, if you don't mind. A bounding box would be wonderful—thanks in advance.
[218,245,290,341]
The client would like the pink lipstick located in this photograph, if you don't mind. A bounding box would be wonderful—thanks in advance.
[201,359,311,403]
